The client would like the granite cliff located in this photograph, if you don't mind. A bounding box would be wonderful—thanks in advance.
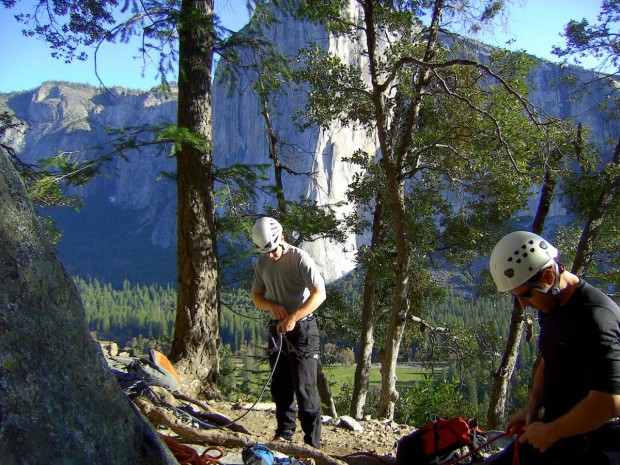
[1,13,617,286]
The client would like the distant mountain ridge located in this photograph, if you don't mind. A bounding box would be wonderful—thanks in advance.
[1,14,618,287]
[1,84,178,286]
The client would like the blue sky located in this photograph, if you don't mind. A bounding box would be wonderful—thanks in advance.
[0,0,604,93]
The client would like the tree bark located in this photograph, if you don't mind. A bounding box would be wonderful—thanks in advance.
[486,300,526,429]
[169,0,221,399]
[378,158,410,419]
[350,201,384,419]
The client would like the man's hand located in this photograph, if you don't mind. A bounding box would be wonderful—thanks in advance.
[519,421,557,453]
[277,315,297,333]
[269,304,288,321]
[506,399,541,436]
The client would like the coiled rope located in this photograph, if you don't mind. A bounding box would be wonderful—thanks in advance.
[161,435,225,465]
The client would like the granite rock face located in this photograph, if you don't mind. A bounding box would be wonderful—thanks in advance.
[1,12,618,284]
[0,151,178,465]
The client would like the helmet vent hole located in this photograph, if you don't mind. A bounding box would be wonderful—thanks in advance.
[507,257,513,262]
[516,259,522,263]
[504,269,514,278]
[522,253,528,257]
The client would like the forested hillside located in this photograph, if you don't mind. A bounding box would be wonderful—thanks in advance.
[78,277,266,351]
[79,275,537,364]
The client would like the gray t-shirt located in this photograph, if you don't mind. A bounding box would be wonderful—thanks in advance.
[252,244,325,313]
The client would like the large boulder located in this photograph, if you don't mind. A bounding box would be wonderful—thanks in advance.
[0,152,177,465]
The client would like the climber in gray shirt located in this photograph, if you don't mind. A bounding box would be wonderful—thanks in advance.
[250,217,326,449]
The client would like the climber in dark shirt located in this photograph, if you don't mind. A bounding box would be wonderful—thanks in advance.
[485,231,620,465]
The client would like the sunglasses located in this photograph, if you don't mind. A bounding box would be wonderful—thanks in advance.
[510,281,548,299]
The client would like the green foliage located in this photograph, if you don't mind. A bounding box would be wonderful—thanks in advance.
[334,374,487,428]
[294,44,372,130]
[293,0,355,35]
[552,0,620,73]
[218,344,241,397]
[220,288,269,351]
[479,1,504,23]
[334,381,381,419]
[2,111,82,210]
[396,375,478,427]
[157,124,211,154]
[11,0,117,63]
[546,0,620,293]
[225,343,273,400]
[277,199,348,245]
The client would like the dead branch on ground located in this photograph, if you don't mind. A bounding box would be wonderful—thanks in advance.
[134,397,348,465]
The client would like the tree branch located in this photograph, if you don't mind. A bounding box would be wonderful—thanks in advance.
[430,69,523,173]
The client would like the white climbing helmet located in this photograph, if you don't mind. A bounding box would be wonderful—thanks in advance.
[252,217,283,253]
[490,231,558,292]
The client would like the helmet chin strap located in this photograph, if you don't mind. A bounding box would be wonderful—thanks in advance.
[550,261,561,296]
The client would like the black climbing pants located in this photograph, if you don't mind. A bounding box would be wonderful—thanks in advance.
[268,318,322,449]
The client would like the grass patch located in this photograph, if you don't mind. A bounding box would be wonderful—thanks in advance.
[322,364,430,396]
[225,357,432,399]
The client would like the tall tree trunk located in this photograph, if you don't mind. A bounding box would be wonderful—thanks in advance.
[378,166,410,419]
[363,0,441,421]
[350,201,384,418]
[261,98,287,210]
[169,0,221,399]
[486,150,559,428]
[486,300,526,428]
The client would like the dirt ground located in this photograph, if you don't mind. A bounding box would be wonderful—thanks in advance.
[211,400,415,457]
